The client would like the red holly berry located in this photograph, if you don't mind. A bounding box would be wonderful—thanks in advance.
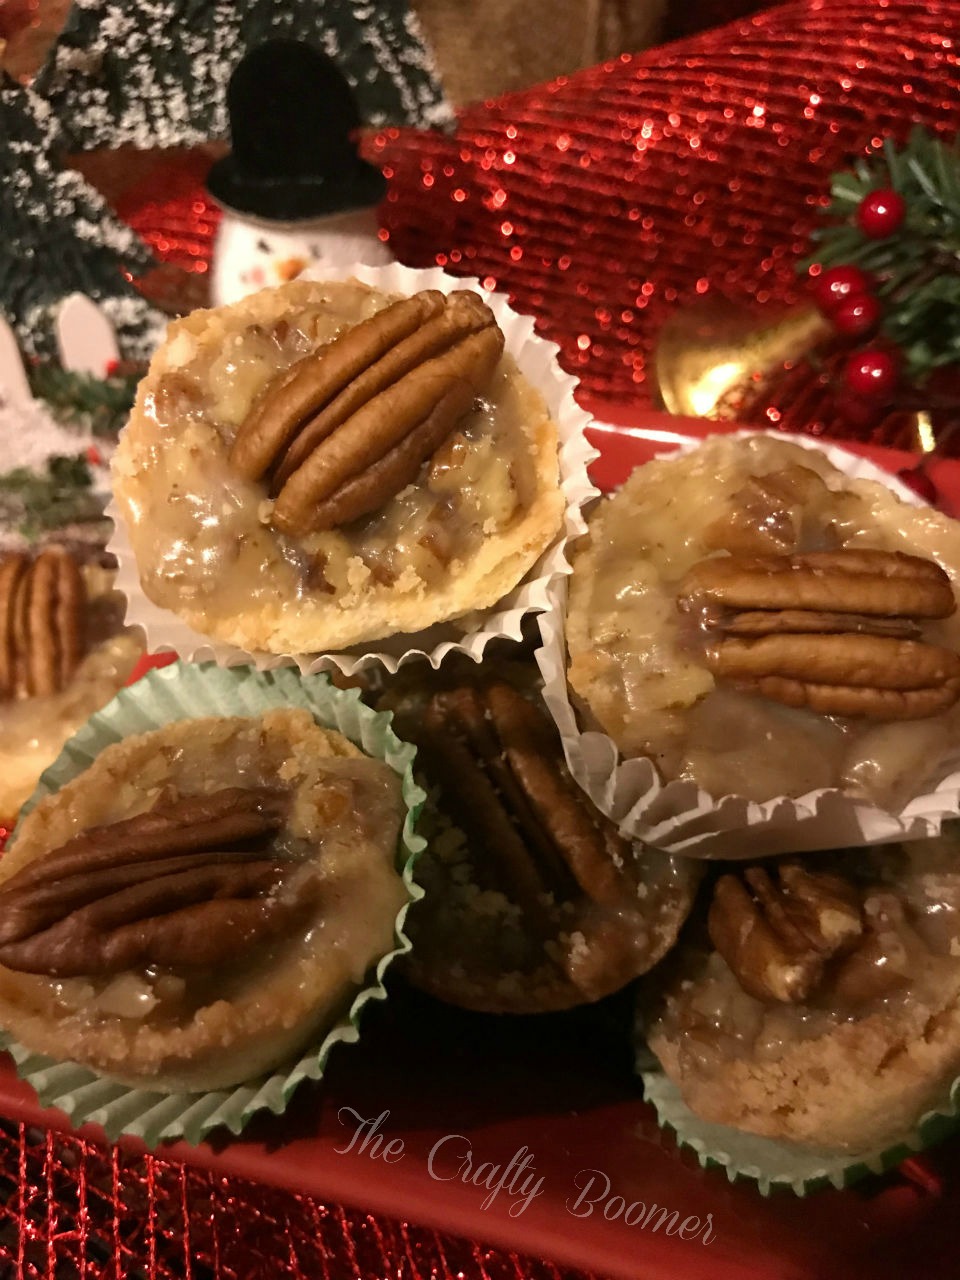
[832,293,881,339]
[812,264,872,314]
[835,394,879,429]
[897,465,938,505]
[842,347,900,399]
[856,188,906,239]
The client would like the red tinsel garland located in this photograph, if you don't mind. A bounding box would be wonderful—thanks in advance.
[7,4,960,1279]
[116,0,960,446]
[370,0,960,413]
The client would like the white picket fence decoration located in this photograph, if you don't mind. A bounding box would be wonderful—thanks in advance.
[0,315,32,405]
[55,294,121,377]
[0,295,120,407]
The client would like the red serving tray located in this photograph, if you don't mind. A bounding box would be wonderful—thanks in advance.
[3,414,960,1280]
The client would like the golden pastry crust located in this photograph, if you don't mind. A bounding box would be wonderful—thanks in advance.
[0,709,408,1092]
[647,971,960,1152]
[0,556,143,822]
[565,435,960,806]
[112,281,564,654]
[380,660,700,1013]
[644,835,960,1151]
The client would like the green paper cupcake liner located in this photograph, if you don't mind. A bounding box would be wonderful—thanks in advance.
[636,1047,960,1197]
[0,662,426,1148]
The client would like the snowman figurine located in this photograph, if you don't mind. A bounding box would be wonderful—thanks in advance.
[207,40,394,308]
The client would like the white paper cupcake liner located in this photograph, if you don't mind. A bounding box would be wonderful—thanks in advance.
[107,261,598,678]
[0,662,426,1147]
[536,428,960,858]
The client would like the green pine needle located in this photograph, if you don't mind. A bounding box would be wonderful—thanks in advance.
[800,127,960,383]
[27,363,141,437]
[0,455,104,539]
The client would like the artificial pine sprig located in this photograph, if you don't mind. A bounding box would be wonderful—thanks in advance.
[27,362,142,437]
[0,455,103,539]
[803,127,960,382]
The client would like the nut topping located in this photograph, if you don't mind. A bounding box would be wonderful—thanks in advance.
[0,786,312,977]
[229,290,505,536]
[708,862,864,1004]
[0,548,87,700]
[682,550,956,618]
[679,548,960,718]
[0,552,27,699]
[391,681,633,922]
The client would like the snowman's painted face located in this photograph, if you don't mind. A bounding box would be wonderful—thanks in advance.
[211,208,392,308]
[237,228,323,291]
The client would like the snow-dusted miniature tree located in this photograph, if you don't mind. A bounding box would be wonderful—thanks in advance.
[35,0,453,151]
[0,74,165,358]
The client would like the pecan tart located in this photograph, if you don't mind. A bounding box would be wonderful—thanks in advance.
[381,662,699,1012]
[112,280,564,653]
[0,545,142,820]
[641,834,960,1151]
[566,435,960,807]
[0,709,408,1092]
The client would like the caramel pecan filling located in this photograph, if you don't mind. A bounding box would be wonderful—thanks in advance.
[708,860,917,1008]
[678,548,960,718]
[0,787,317,977]
[392,680,634,928]
[0,548,87,700]
[229,289,505,536]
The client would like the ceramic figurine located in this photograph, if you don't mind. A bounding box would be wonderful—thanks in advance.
[207,40,393,307]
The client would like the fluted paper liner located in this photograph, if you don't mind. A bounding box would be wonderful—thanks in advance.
[0,662,426,1147]
[107,260,597,677]
[536,429,960,859]
[636,1049,960,1197]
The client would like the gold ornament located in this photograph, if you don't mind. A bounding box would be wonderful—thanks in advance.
[653,299,830,419]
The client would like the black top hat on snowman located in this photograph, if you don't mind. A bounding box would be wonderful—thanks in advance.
[207,39,387,222]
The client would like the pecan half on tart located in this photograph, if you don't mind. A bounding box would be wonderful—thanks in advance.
[565,435,960,808]
[381,667,700,1012]
[111,280,565,654]
[0,545,143,820]
[0,709,408,1092]
[641,834,960,1152]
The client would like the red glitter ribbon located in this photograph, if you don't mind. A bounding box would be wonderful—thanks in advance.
[117,0,960,447]
[8,4,960,1277]
[369,0,960,413]
[117,151,221,280]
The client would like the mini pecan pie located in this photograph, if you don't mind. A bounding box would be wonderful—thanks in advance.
[641,835,960,1151]
[112,280,564,653]
[381,663,700,1012]
[0,709,408,1092]
[0,546,143,820]
[566,435,960,807]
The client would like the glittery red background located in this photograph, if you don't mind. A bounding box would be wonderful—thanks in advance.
[369,0,960,420]
[6,2,960,1278]
[121,0,960,448]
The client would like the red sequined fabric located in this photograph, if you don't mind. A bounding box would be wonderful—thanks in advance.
[370,0,960,414]
[0,1121,602,1280]
[115,0,960,447]
[5,3,960,1278]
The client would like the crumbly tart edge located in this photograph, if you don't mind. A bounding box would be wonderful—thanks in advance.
[0,710,398,1088]
[404,849,701,1014]
[0,664,427,1144]
[112,282,565,654]
[639,972,960,1192]
[543,430,960,859]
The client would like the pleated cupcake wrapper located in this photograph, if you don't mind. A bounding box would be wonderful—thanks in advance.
[107,260,598,678]
[536,428,960,859]
[0,662,426,1148]
[636,1054,960,1197]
